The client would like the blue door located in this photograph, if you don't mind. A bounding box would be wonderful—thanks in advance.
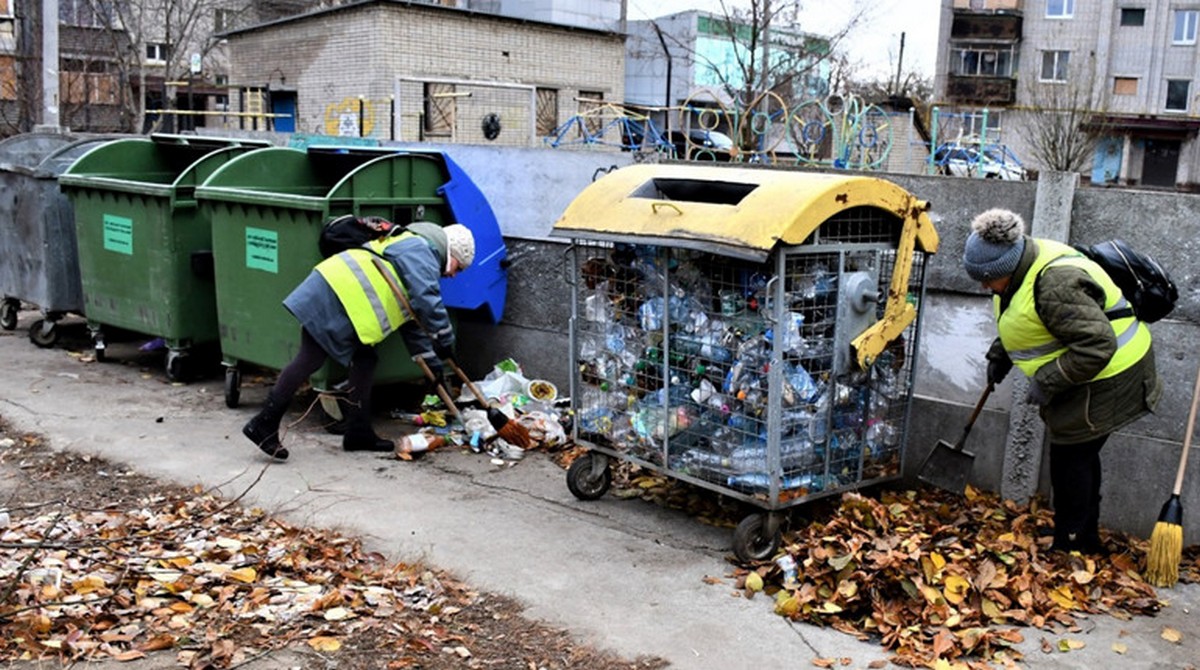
[271,93,297,133]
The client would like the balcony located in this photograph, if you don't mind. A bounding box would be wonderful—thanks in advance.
[946,75,1017,105]
[953,0,1022,12]
[951,12,1022,40]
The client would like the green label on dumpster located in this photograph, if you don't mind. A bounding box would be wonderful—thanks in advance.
[245,227,278,273]
[102,215,134,255]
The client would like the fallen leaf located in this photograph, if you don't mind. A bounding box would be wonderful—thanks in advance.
[308,636,341,652]
[811,658,835,668]
[1162,627,1182,644]
[1112,642,1127,654]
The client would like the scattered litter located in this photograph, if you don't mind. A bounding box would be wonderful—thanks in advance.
[393,358,570,465]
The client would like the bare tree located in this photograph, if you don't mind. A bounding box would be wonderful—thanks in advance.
[72,0,287,133]
[1018,54,1107,174]
[655,0,871,155]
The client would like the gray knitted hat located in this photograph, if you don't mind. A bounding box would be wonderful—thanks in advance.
[963,208,1026,281]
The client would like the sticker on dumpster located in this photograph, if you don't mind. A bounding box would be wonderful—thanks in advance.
[246,227,278,273]
[103,215,134,255]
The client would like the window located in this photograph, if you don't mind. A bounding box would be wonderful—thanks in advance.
[578,90,604,137]
[951,43,1017,77]
[145,43,168,64]
[1113,77,1138,95]
[963,110,1002,138]
[1174,10,1198,44]
[60,0,115,27]
[1040,50,1070,82]
[536,88,558,137]
[0,54,16,102]
[214,8,233,33]
[1046,0,1074,18]
[423,82,455,137]
[1120,8,1146,26]
[1166,79,1190,111]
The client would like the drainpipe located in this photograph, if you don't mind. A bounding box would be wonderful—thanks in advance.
[652,22,673,141]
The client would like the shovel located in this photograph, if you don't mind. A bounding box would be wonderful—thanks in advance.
[918,382,993,494]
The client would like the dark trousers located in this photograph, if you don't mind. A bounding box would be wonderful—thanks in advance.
[274,328,378,415]
[1048,434,1108,550]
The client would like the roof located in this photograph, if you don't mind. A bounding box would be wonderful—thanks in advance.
[218,0,623,40]
[551,164,938,262]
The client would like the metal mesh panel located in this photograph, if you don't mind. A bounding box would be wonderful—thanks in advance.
[566,206,927,510]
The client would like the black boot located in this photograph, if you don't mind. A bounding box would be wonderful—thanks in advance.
[243,391,290,460]
[342,404,393,452]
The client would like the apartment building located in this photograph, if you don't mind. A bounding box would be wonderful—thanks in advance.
[935,0,1200,188]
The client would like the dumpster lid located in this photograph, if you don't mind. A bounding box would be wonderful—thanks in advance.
[551,164,938,261]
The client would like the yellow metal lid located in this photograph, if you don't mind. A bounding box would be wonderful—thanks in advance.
[551,164,938,261]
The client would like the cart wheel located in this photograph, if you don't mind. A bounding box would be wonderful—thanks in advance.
[92,333,106,362]
[0,299,19,331]
[732,514,782,563]
[224,367,241,409]
[28,319,58,348]
[166,351,189,382]
[566,452,611,500]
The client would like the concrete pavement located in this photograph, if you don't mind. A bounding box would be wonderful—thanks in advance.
[0,310,1197,669]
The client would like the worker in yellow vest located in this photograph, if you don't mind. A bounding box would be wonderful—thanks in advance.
[963,208,1161,554]
[243,222,475,461]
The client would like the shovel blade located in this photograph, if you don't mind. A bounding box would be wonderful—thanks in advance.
[918,439,976,494]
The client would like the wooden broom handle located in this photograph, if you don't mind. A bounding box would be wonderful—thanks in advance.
[414,356,462,422]
[1174,364,1200,495]
[368,256,489,407]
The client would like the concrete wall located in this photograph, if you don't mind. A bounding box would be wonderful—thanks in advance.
[193,128,1200,543]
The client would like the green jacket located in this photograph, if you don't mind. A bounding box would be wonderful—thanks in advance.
[986,237,1162,444]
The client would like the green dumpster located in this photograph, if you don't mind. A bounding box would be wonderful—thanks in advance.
[58,134,271,381]
[196,146,461,409]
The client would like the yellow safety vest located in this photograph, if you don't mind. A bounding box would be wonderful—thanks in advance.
[995,239,1151,380]
[315,233,413,345]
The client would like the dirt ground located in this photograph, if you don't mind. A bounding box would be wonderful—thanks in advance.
[0,416,669,670]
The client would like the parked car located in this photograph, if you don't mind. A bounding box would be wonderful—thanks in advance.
[933,141,1027,181]
[669,129,734,161]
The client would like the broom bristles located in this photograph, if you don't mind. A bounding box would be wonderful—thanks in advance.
[1145,520,1183,587]
[496,418,533,449]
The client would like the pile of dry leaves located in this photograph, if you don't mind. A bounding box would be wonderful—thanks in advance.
[738,487,1180,667]
[0,426,665,669]
[599,464,1197,668]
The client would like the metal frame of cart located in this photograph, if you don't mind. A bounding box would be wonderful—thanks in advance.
[551,164,939,561]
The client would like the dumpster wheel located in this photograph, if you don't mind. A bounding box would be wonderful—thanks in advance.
[28,319,59,349]
[166,350,190,383]
[732,512,783,563]
[566,452,611,500]
[224,367,241,408]
[0,298,18,330]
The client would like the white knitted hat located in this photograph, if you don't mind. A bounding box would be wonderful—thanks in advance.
[443,223,476,271]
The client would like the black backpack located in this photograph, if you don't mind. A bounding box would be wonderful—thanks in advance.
[318,215,396,258]
[1074,239,1178,323]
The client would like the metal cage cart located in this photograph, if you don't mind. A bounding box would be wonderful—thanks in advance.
[551,164,939,561]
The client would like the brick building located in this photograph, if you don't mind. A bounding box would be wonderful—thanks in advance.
[222,0,626,146]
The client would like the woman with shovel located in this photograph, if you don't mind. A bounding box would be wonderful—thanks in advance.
[242,222,475,461]
[963,208,1161,554]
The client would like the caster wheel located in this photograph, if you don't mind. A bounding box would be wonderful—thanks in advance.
[224,367,241,408]
[93,339,106,363]
[166,351,189,382]
[732,514,782,563]
[28,319,59,348]
[0,299,17,331]
[566,452,611,501]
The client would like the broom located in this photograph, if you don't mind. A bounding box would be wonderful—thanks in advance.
[1145,362,1198,587]
[369,257,533,450]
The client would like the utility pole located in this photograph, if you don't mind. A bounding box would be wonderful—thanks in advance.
[892,31,906,95]
[38,0,62,131]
